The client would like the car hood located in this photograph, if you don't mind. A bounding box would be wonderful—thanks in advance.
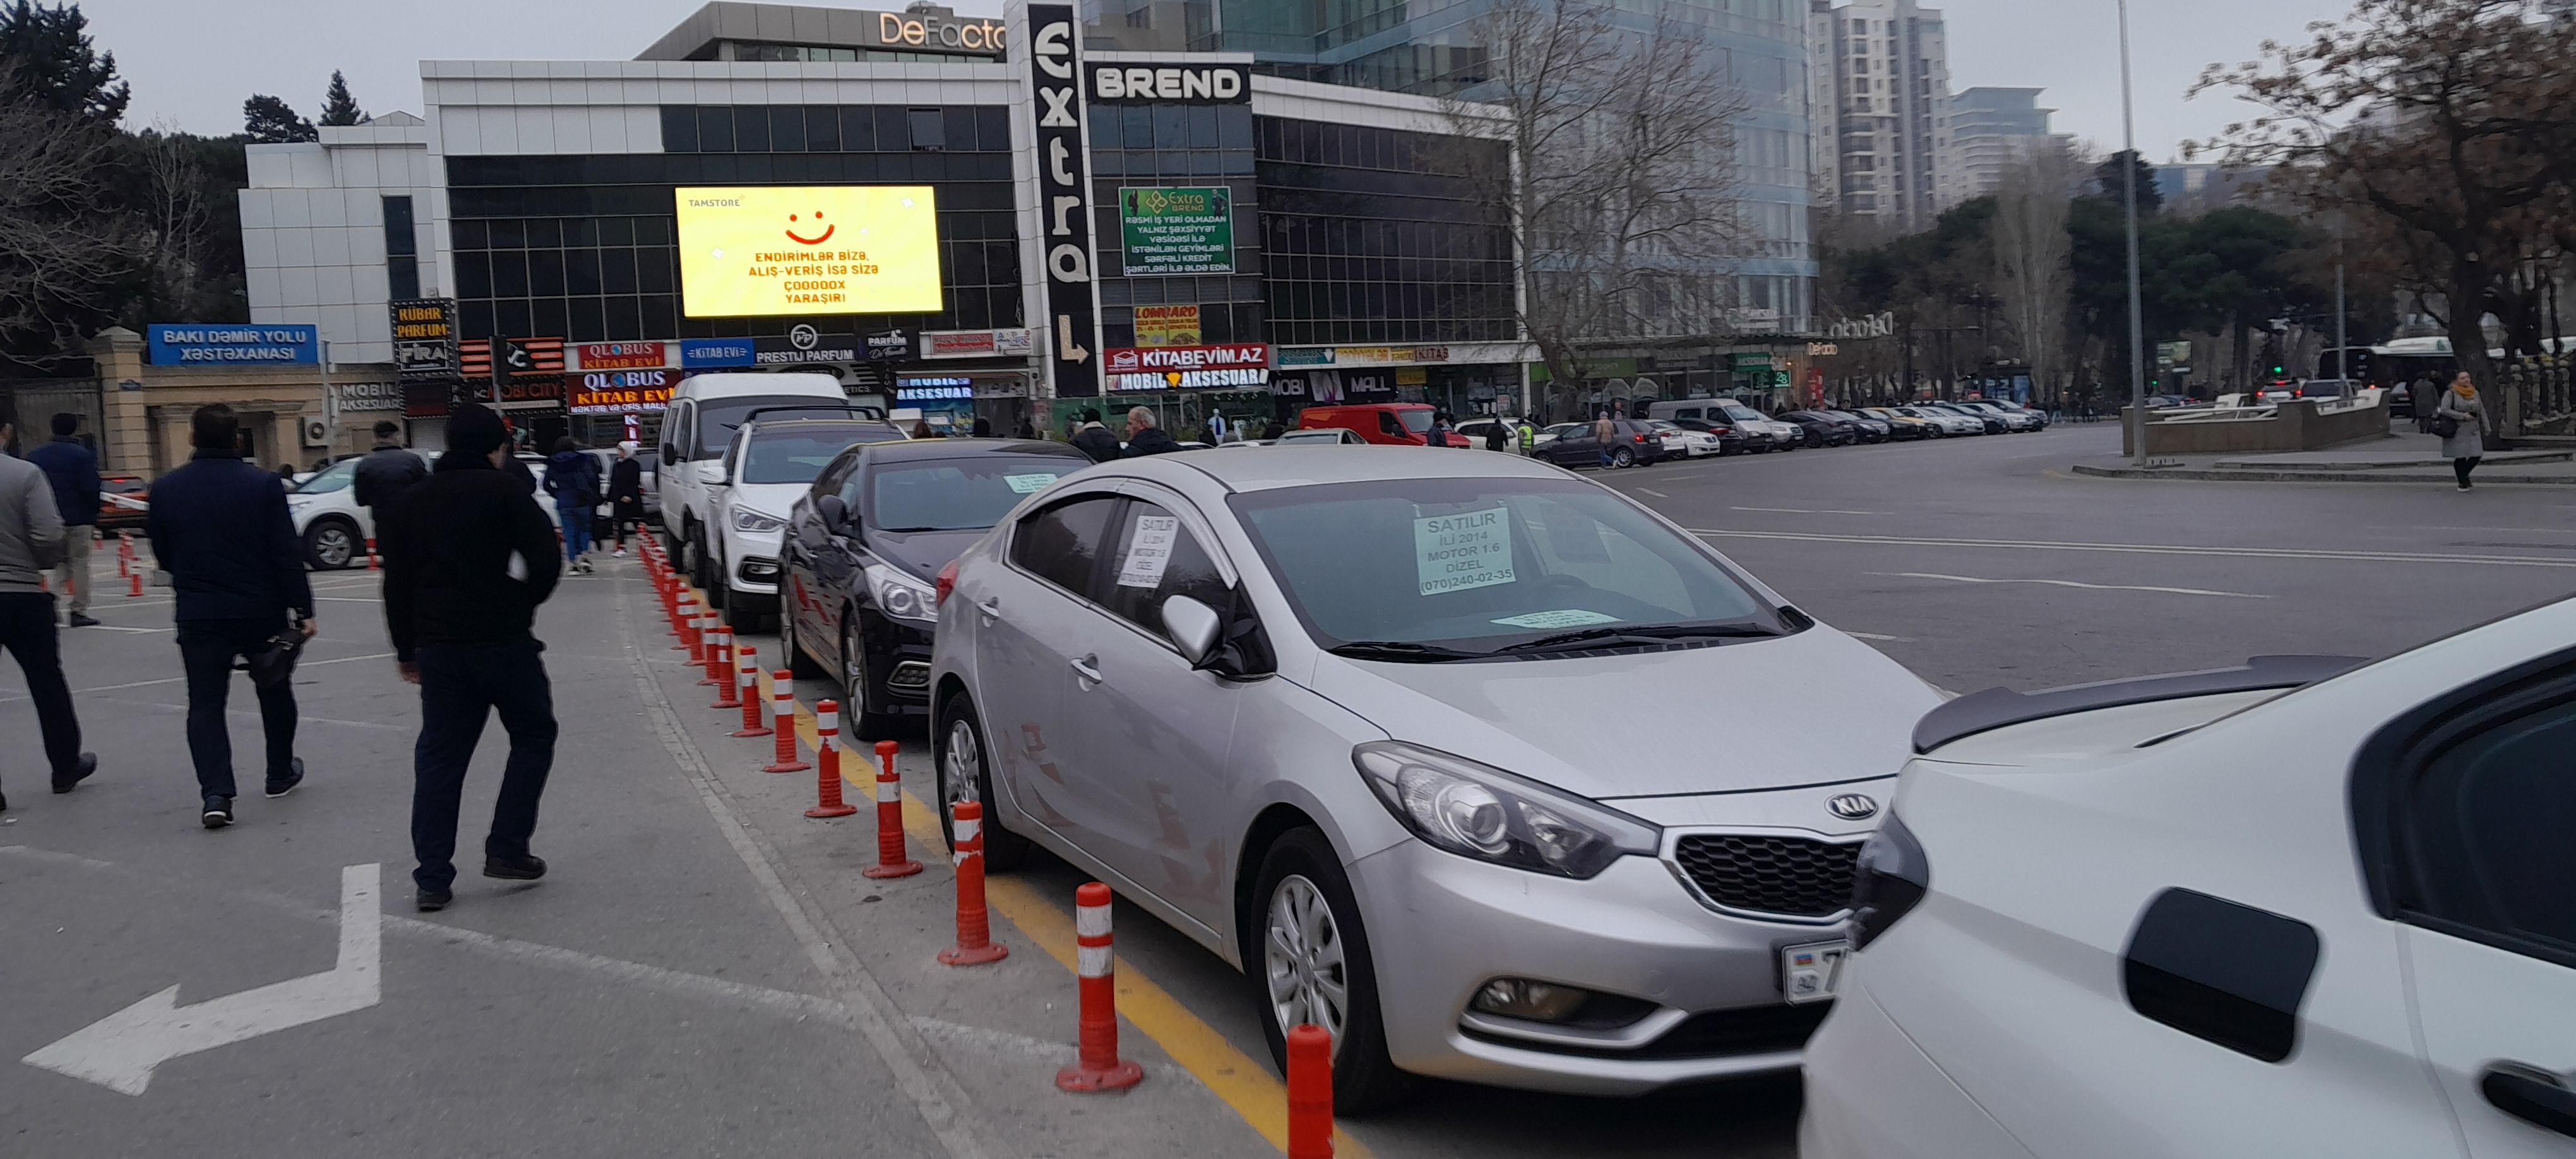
[866,527,989,581]
[724,482,808,520]
[1306,625,1941,801]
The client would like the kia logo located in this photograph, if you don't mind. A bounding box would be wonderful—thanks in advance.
[1826,793,1879,821]
[790,323,820,350]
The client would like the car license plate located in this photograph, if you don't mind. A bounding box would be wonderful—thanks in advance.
[1780,940,1848,1005]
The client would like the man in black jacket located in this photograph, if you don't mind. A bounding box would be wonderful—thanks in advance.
[1068,408,1121,463]
[27,413,100,627]
[146,405,316,828]
[1121,407,1183,456]
[351,420,427,535]
[382,403,563,912]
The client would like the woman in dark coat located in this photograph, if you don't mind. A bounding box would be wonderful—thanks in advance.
[607,441,647,556]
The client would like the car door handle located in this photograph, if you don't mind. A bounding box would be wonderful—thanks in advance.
[974,598,1001,622]
[2483,1064,2576,1138]
[1070,655,1103,684]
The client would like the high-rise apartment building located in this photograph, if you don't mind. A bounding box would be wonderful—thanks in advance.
[1944,86,2062,202]
[1807,0,1951,232]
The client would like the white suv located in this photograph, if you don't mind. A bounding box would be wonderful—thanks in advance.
[657,372,856,609]
[1802,598,2576,1158]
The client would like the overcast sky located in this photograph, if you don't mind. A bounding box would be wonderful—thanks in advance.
[95,0,2347,161]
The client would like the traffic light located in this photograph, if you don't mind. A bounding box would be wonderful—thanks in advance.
[2270,364,2285,376]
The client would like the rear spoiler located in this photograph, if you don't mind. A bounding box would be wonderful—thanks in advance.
[1912,655,2367,754]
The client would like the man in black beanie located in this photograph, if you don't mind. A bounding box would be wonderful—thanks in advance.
[381,403,564,912]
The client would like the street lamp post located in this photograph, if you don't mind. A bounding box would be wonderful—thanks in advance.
[2120,0,2148,466]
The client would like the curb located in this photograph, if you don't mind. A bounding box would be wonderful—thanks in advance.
[2070,463,2576,485]
[2208,449,2572,471]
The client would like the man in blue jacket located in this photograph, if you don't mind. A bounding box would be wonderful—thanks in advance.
[26,413,100,627]
[146,405,316,828]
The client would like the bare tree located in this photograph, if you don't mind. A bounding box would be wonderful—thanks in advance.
[132,121,209,319]
[1991,145,2077,405]
[0,98,135,359]
[1438,0,1750,413]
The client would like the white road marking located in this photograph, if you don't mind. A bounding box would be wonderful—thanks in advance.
[63,652,397,696]
[22,864,382,1096]
[1730,506,1889,516]
[1637,488,1671,499]
[76,624,167,634]
[1691,528,2576,569]
[314,596,383,603]
[1878,571,2270,599]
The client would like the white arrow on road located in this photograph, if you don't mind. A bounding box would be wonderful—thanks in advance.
[23,863,382,1095]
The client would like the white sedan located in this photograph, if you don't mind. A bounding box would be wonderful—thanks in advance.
[1802,597,2576,1158]
[1644,419,1724,458]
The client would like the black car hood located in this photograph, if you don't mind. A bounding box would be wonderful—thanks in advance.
[863,527,987,580]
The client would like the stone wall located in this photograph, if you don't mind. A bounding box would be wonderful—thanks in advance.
[2122,396,2391,458]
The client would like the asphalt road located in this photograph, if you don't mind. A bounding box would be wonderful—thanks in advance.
[4,422,2568,1158]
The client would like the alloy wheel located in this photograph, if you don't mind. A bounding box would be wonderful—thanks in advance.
[1264,874,1351,1049]
[942,717,982,812]
[842,619,868,717]
[314,524,355,568]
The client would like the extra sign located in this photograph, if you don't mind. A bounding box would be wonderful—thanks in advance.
[1085,62,1251,104]
[1026,3,1099,397]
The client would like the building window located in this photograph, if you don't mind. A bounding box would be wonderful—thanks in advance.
[908,108,945,152]
[383,195,420,298]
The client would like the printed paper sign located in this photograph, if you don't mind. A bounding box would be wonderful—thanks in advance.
[1116,516,1181,588]
[1004,473,1061,494]
[1416,508,1515,595]
[1491,609,1619,629]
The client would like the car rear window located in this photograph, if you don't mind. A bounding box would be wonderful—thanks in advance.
[741,425,900,484]
[867,454,1085,532]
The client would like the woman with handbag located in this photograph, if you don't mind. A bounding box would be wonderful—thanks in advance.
[2433,371,2484,490]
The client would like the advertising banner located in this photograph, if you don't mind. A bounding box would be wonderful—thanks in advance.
[569,369,676,414]
[147,324,318,366]
[1085,62,1251,104]
[680,338,756,368]
[865,330,912,361]
[1027,3,1099,397]
[461,337,566,379]
[1104,343,1270,391]
[388,299,459,379]
[1118,187,1232,275]
[754,324,859,365]
[1133,305,1201,347]
[335,381,404,413]
[674,185,943,318]
[570,341,672,371]
[920,328,1035,359]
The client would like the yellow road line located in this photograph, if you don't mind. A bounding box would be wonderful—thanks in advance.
[755,681,1369,1158]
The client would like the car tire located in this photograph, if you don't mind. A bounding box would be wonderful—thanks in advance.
[933,696,1029,871]
[303,516,361,571]
[1609,446,1635,468]
[1249,827,1416,1115]
[780,600,824,680]
[842,613,902,740]
[1805,431,1824,448]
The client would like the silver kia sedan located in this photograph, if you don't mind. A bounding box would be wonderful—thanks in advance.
[927,448,1940,1109]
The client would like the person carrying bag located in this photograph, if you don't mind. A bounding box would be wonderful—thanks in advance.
[2433,371,2484,490]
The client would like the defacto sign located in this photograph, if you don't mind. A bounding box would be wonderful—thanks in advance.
[1118,187,1233,275]
[569,369,676,414]
[1104,343,1269,391]
[1027,3,1099,397]
[1085,62,1250,104]
[388,299,459,379]
[147,324,318,366]
[674,186,943,318]
[569,342,671,371]
[875,9,1005,54]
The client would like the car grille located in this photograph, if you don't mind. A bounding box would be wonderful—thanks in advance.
[1671,834,1861,919]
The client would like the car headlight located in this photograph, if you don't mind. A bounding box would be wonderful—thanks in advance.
[1354,741,1659,879]
[864,561,939,626]
[730,506,785,534]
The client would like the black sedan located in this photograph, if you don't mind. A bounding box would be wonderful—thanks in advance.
[778,438,1094,735]
[1780,410,1865,447]
[1664,416,1750,455]
[1533,418,1672,469]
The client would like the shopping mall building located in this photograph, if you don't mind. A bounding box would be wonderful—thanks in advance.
[236,0,1564,449]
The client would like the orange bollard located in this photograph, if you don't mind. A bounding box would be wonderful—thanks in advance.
[127,569,143,598]
[861,740,922,879]
[366,537,379,570]
[703,623,730,691]
[731,646,770,737]
[938,800,1009,966]
[676,593,701,656]
[1286,1024,1334,1159]
[804,700,858,819]
[116,545,130,579]
[763,672,810,773]
[1056,882,1144,1091]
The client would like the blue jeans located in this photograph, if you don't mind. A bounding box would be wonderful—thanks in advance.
[1599,446,1616,468]
[555,499,592,560]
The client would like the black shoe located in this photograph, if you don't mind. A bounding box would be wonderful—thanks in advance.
[52,752,97,794]
[67,613,100,627]
[264,758,306,799]
[1,790,9,812]
[201,795,234,828]
[416,888,452,912]
[483,854,547,881]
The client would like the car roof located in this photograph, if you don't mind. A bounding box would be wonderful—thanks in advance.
[859,437,1088,464]
[744,417,900,436]
[1109,444,1567,494]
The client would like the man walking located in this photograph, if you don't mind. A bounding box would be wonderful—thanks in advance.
[146,405,314,828]
[352,419,427,537]
[1122,407,1182,456]
[1594,408,1618,468]
[606,441,645,557]
[1070,408,1121,462]
[28,414,101,627]
[0,419,97,811]
[542,436,600,574]
[383,403,563,912]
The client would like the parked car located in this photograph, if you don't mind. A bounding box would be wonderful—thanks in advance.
[2290,378,2354,401]
[1892,405,1984,436]
[1780,410,1864,448]
[1964,398,2049,429]
[1815,410,1893,443]
[1950,400,2042,432]
[1644,419,1726,458]
[1297,403,1470,448]
[97,472,148,531]
[1803,596,2576,1158]
[782,437,1091,735]
[932,448,1941,1109]
[285,450,419,569]
[1532,422,1587,452]
[1645,400,1786,451]
[1856,407,1941,440]
[1663,417,1750,455]
[707,416,905,629]
[660,371,876,603]
[1452,417,1529,451]
[1274,427,1370,446]
[1532,418,1670,468]
[1913,403,2007,435]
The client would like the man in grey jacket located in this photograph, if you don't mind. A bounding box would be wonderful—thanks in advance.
[0,419,97,811]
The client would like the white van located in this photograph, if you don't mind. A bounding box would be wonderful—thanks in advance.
[659,372,868,602]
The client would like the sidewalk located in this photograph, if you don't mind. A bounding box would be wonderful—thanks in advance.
[2070,426,2576,485]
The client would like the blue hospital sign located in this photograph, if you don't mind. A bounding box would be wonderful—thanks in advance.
[148,324,320,366]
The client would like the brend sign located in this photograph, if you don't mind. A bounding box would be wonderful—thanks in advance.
[1088,63,1249,104]
[1104,343,1268,373]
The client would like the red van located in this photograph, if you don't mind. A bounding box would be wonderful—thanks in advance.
[1296,403,1472,447]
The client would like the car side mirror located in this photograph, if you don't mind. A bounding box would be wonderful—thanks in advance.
[1162,595,1224,667]
[816,494,849,532]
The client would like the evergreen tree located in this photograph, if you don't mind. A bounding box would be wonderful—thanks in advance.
[242,93,316,143]
[0,0,128,124]
[2090,150,2164,216]
[319,69,364,127]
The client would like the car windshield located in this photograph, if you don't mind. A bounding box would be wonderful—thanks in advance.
[699,395,862,458]
[1394,409,1434,434]
[292,458,362,495]
[866,455,1082,532]
[741,425,900,484]
[1229,477,1787,655]
[1647,420,1683,432]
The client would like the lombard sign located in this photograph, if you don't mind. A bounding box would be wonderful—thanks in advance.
[1027,4,1099,397]
[148,324,318,366]
[1086,62,1251,104]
